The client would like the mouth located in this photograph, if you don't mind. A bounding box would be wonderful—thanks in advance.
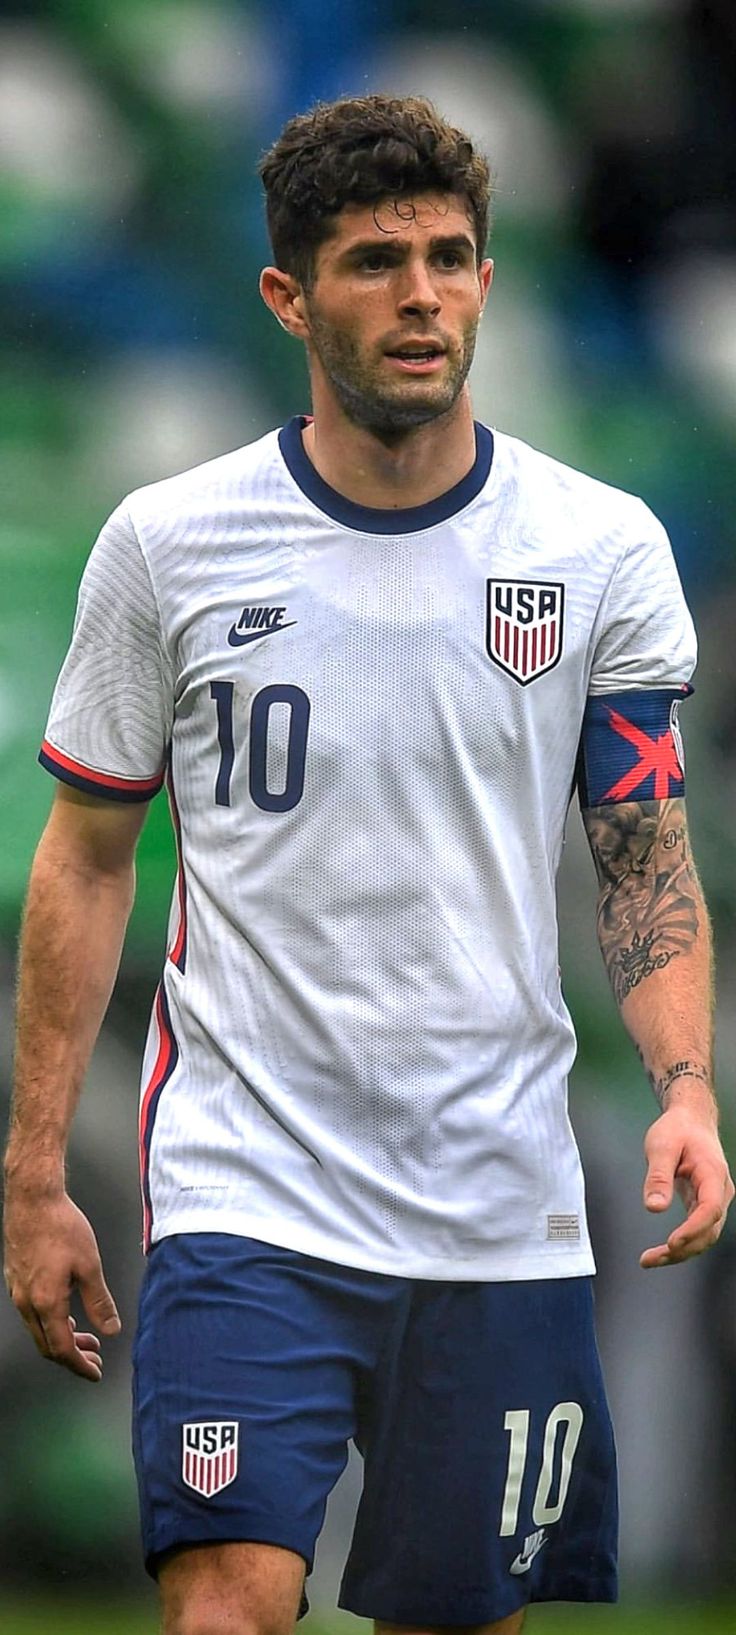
[384,345,447,374]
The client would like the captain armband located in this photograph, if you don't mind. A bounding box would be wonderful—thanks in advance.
[576,685,693,810]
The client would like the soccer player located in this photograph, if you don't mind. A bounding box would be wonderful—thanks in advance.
[3,95,733,1635]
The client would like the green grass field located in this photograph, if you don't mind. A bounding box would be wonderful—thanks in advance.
[1,1604,735,1635]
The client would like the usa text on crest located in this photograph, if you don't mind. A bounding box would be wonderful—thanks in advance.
[486,580,565,685]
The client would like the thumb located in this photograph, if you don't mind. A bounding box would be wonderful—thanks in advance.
[80,1268,121,1335]
[644,1162,675,1212]
[643,1121,682,1212]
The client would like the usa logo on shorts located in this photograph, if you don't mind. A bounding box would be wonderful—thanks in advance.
[486,580,565,685]
[182,1421,239,1498]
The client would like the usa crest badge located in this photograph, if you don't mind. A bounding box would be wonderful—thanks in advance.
[182,1421,239,1498]
[486,580,565,686]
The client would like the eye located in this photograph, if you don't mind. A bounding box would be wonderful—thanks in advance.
[359,252,391,272]
[435,250,463,269]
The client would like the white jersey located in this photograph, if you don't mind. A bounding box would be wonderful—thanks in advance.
[42,420,696,1278]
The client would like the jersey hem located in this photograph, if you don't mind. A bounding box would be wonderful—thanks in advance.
[148,1212,596,1280]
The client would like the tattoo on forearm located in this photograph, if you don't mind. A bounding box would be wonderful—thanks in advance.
[647,1059,711,1109]
[583,798,700,1005]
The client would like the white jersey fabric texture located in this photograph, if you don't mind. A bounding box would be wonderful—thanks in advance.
[42,420,697,1278]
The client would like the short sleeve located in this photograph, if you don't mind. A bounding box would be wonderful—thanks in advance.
[40,505,174,801]
[588,505,697,695]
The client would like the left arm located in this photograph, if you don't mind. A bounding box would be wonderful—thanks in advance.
[582,795,734,1267]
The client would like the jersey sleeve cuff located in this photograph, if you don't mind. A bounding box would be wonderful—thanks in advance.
[39,740,165,802]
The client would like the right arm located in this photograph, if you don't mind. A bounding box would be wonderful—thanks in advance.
[3,784,148,1380]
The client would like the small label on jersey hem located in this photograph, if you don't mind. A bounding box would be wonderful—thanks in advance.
[547,1213,581,1240]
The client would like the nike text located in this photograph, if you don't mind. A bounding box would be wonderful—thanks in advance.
[228,606,297,646]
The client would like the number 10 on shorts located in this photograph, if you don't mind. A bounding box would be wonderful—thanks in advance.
[500,1401,584,1536]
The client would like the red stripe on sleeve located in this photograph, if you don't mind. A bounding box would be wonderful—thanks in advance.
[41,739,164,794]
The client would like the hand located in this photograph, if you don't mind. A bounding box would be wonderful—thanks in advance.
[641,1105,735,1269]
[3,1188,121,1380]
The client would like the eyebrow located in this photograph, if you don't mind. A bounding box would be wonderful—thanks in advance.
[341,231,477,261]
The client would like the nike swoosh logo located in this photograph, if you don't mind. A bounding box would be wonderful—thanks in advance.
[509,1537,548,1575]
[227,621,297,647]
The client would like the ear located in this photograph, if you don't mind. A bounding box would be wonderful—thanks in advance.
[259,266,310,339]
[479,258,494,313]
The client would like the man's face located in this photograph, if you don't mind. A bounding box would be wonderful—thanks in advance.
[301,193,493,436]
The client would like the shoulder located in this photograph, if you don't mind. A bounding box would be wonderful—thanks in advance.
[489,428,664,546]
[121,426,283,542]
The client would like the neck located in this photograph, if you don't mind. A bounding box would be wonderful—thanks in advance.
[301,388,477,510]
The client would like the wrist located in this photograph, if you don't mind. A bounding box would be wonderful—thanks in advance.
[3,1144,66,1196]
[655,1076,718,1132]
[648,1059,713,1110]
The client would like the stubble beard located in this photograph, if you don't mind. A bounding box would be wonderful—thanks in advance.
[304,301,479,438]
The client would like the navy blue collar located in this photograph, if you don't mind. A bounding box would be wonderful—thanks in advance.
[278,416,493,534]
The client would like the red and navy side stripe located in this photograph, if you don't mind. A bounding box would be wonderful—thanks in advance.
[139,982,180,1251]
[39,740,164,802]
[140,762,188,1243]
[166,765,187,973]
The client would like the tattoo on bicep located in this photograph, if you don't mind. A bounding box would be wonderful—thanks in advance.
[583,798,700,1005]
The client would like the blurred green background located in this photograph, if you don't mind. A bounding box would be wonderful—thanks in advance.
[4,1603,736,1635]
[2,0,736,1628]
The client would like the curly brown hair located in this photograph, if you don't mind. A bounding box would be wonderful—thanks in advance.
[259,94,492,288]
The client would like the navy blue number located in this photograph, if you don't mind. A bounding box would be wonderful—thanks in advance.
[210,681,235,807]
[210,681,310,813]
[249,684,311,812]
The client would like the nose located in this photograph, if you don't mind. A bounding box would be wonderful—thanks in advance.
[397,258,441,318]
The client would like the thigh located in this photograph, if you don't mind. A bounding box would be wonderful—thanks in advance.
[159,1540,304,1635]
[341,1276,618,1626]
[133,1234,382,1582]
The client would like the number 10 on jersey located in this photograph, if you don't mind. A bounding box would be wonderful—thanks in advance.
[210,681,311,813]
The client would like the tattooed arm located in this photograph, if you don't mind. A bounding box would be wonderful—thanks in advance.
[582,797,733,1267]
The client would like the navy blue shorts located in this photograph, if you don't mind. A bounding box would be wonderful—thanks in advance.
[132,1234,618,1624]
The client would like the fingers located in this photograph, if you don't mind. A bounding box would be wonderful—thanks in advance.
[641,1196,726,1270]
[30,1303,106,1381]
[66,1318,105,1382]
[9,1275,117,1381]
[641,1174,729,1269]
[20,1303,55,1359]
[79,1268,121,1337]
[640,1111,734,1270]
[4,1196,121,1377]
[69,1316,103,1360]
